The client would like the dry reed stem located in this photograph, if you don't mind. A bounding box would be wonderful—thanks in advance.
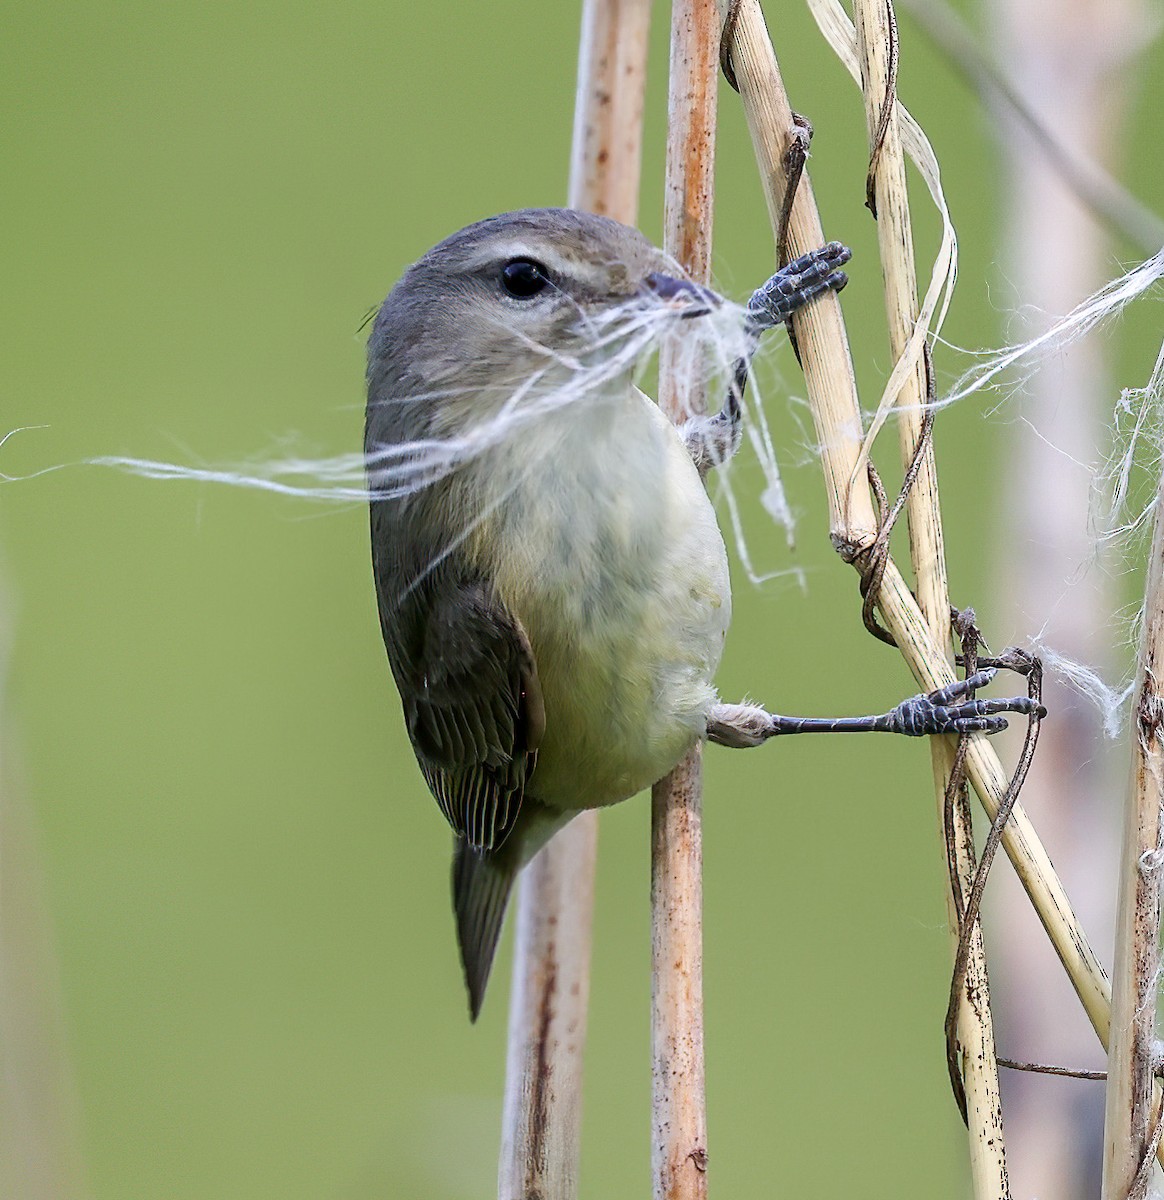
[501,843,597,1200]
[1103,444,1164,1199]
[498,3,651,1196]
[716,0,1164,1161]
[570,0,654,222]
[715,4,879,549]
[651,755,710,1200]
[0,750,91,1199]
[651,5,719,1196]
[849,0,1008,1192]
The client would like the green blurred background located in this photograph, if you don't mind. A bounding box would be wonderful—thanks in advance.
[2,2,1161,1197]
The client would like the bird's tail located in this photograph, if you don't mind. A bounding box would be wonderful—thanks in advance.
[452,838,517,1021]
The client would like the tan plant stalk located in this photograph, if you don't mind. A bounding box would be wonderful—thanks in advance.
[1103,350,1164,1200]
[651,3,718,1194]
[498,3,651,1196]
[0,613,91,1200]
[849,1,1008,1193]
[717,0,1164,1169]
[500,843,598,1200]
[569,0,653,223]
[718,5,878,545]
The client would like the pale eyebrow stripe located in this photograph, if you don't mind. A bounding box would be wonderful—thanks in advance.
[460,240,610,291]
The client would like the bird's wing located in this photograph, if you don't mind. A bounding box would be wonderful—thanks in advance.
[377,561,544,854]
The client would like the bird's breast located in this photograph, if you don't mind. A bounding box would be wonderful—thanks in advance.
[474,390,731,812]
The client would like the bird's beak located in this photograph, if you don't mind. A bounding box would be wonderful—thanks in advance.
[641,272,719,319]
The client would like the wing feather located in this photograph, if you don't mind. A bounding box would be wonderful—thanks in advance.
[373,542,541,854]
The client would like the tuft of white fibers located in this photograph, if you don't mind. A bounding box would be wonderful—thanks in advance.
[1139,847,1164,875]
[910,257,1164,740]
[2,285,807,585]
[1030,331,1164,740]
[1022,312,1164,740]
[1030,638,1136,740]
[657,292,804,585]
[940,248,1164,415]
[1097,336,1164,545]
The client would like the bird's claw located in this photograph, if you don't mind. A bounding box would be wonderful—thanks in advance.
[746,242,852,331]
[889,669,1046,737]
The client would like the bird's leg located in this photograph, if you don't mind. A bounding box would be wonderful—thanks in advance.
[681,354,750,475]
[705,669,1045,748]
[683,242,852,475]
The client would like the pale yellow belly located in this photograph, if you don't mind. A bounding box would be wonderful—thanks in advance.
[483,392,731,813]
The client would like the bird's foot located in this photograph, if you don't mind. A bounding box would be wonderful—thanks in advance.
[746,242,851,331]
[884,669,1045,737]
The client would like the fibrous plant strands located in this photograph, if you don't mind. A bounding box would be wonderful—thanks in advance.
[1012,340,1164,743]
[716,0,1164,1175]
[1029,643,1135,741]
[942,249,1164,414]
[898,253,1164,739]
[1099,331,1164,546]
[2,286,806,590]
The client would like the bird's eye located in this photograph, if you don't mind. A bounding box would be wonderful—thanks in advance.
[500,258,551,299]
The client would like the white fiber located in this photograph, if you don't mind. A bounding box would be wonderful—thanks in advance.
[1031,639,1136,740]
[943,250,1164,413]
[1097,337,1164,544]
[2,287,805,585]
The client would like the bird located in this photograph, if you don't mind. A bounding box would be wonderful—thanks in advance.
[364,207,1041,1019]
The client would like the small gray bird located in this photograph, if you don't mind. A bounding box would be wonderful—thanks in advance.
[365,208,1039,1019]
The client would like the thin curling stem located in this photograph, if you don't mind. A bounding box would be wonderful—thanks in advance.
[651,1,718,1197]
[498,3,652,1198]
[716,0,1163,1171]
[850,0,1008,1193]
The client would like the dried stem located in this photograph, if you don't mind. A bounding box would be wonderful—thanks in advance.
[0,618,91,1200]
[1103,386,1164,1199]
[651,3,718,1197]
[651,756,710,1200]
[717,0,1164,1166]
[715,6,876,547]
[498,3,651,1196]
[569,0,653,222]
[849,0,1007,1192]
[500,840,598,1200]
